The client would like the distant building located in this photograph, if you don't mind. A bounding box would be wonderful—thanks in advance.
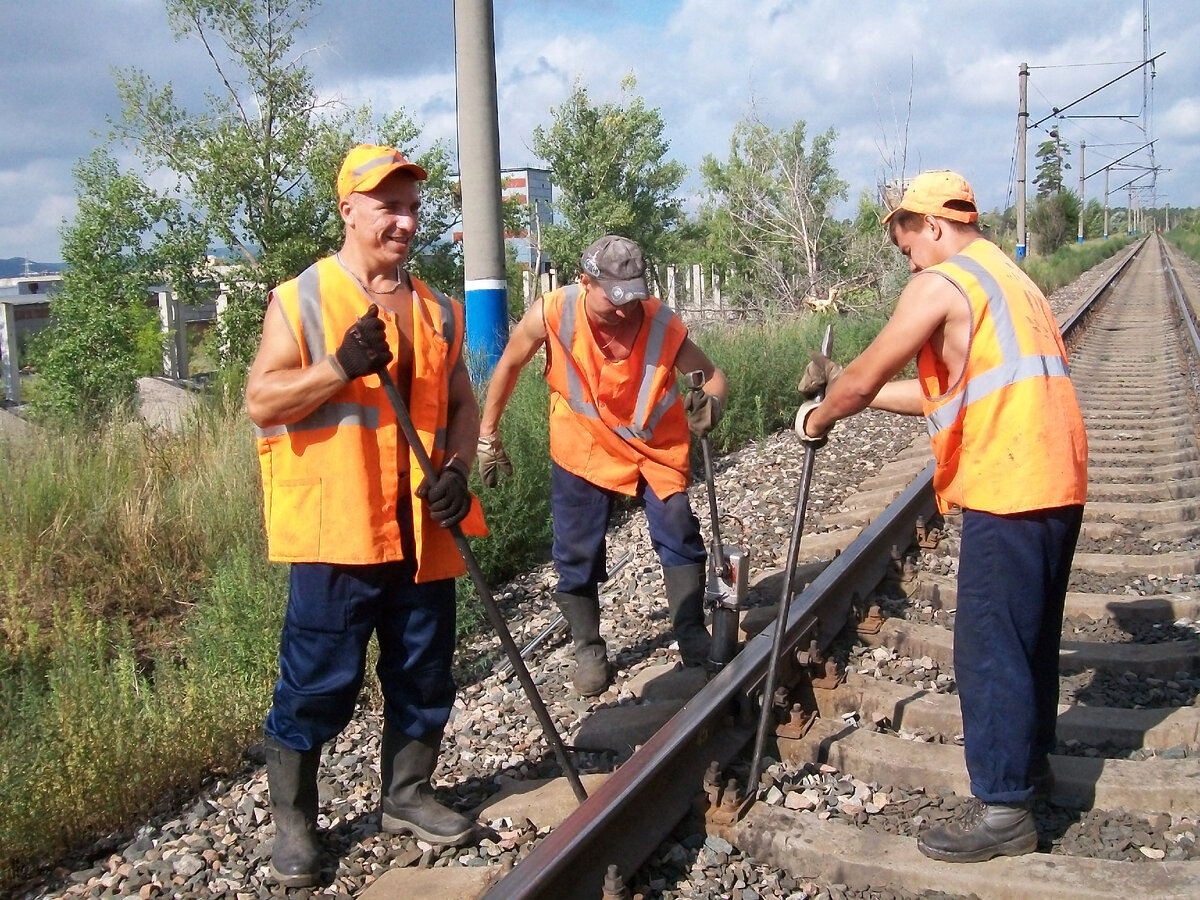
[0,273,63,344]
[451,166,555,273]
[500,166,554,272]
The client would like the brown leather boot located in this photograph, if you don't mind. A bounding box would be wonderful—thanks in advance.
[917,799,1037,862]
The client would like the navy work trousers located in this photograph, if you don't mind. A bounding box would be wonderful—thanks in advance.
[264,559,457,753]
[550,462,705,596]
[954,504,1083,804]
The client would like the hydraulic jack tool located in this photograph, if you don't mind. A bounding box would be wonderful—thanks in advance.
[746,324,833,796]
[686,370,749,670]
[375,364,588,804]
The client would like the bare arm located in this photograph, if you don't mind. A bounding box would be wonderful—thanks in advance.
[245,299,348,428]
[675,337,728,404]
[479,298,549,436]
[445,355,481,467]
[805,272,957,436]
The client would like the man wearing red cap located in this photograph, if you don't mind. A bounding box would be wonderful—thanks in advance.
[245,144,488,885]
[795,170,1087,863]
[476,235,728,696]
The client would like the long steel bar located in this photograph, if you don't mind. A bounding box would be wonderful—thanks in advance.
[376,368,587,803]
[747,325,833,792]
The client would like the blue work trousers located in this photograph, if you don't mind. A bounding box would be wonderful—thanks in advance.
[264,559,457,752]
[954,504,1083,804]
[550,462,705,596]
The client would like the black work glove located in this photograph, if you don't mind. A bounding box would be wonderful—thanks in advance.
[333,303,392,381]
[683,390,723,437]
[797,351,843,399]
[417,460,471,527]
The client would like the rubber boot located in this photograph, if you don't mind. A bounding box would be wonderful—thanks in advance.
[917,799,1037,863]
[555,590,611,696]
[379,727,477,846]
[264,737,322,887]
[663,564,711,667]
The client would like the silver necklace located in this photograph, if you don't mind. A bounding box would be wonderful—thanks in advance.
[337,253,404,295]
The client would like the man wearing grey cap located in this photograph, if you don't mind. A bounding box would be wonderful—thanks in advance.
[477,235,728,696]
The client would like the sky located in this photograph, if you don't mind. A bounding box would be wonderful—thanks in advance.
[2,0,1197,265]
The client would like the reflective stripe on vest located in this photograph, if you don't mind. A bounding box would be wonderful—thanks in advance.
[556,284,680,441]
[252,274,455,452]
[924,254,1071,438]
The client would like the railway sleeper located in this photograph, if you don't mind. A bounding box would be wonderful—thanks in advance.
[719,802,1200,900]
[777,716,1198,815]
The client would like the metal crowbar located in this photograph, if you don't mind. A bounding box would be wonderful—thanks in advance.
[376,366,588,803]
[746,324,833,796]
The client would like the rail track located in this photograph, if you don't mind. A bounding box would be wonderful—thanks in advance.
[21,236,1200,900]
[459,234,1200,900]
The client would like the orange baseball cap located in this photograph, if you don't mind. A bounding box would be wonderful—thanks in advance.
[881,170,978,225]
[336,144,427,200]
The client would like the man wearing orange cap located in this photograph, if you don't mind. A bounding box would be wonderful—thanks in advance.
[476,234,728,696]
[795,170,1087,863]
[245,144,488,885]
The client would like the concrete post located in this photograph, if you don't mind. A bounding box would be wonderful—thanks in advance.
[1,301,18,403]
[454,0,509,376]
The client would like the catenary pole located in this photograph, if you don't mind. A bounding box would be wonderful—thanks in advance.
[453,0,509,375]
[1078,141,1086,244]
[1016,63,1028,261]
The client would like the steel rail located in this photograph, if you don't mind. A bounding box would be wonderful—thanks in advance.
[481,248,1134,898]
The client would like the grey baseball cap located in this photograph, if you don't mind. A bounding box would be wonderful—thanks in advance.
[580,235,649,306]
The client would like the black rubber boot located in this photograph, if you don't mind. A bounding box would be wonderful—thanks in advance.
[264,737,322,887]
[917,799,1037,862]
[380,727,477,846]
[662,563,711,667]
[555,590,611,696]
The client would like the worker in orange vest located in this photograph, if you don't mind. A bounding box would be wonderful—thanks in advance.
[477,235,728,696]
[246,144,488,886]
[796,170,1087,863]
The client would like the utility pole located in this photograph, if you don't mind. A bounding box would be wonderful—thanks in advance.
[454,0,508,375]
[1077,141,1086,243]
[1016,63,1029,260]
[1103,167,1110,239]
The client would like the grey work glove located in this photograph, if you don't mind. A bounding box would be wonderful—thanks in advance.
[797,351,843,400]
[333,303,392,381]
[683,390,723,437]
[417,460,471,527]
[476,433,514,487]
[795,399,829,449]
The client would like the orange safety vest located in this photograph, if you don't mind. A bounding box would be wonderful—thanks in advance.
[542,283,691,498]
[919,238,1088,515]
[254,256,486,580]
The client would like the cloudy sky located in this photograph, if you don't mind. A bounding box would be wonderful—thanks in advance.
[2,0,1197,264]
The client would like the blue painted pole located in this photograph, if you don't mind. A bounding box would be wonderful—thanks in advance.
[454,0,509,375]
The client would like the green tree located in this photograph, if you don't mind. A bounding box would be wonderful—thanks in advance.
[31,150,208,422]
[531,74,687,281]
[1034,130,1071,198]
[108,0,463,370]
[698,113,847,314]
[1028,190,1081,254]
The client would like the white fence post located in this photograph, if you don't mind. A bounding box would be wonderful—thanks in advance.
[1,301,18,403]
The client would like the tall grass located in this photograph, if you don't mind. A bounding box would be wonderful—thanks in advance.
[1166,225,1200,263]
[0,307,885,889]
[1020,235,1134,296]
